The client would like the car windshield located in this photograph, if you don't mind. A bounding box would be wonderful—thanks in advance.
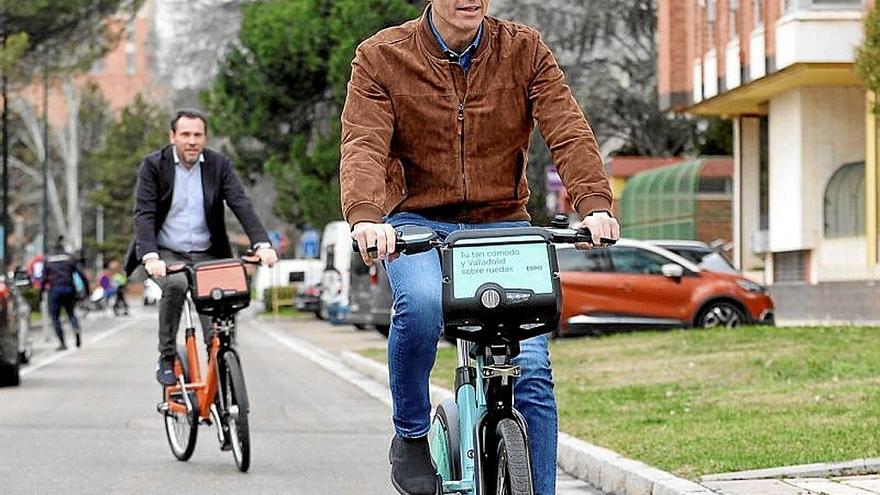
[699,251,737,273]
[666,248,737,274]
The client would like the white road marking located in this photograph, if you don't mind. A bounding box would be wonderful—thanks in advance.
[22,316,150,377]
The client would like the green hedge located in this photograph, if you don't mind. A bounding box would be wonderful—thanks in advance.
[263,286,298,308]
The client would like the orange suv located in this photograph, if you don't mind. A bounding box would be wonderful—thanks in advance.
[556,239,774,336]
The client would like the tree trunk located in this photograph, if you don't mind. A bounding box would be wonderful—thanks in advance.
[57,76,82,250]
[9,97,68,239]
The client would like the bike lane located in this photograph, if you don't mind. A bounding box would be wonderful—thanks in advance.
[0,307,393,494]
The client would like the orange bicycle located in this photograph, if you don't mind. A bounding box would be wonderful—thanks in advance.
[155,256,258,472]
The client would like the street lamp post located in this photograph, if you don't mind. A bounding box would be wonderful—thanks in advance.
[42,71,48,256]
[1,42,9,270]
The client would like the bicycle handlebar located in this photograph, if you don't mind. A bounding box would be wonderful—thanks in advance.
[351,224,616,257]
[156,254,263,277]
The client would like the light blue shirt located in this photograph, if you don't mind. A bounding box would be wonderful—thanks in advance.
[156,148,211,253]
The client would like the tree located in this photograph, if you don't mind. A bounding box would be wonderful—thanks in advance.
[1,1,142,262]
[8,82,111,254]
[493,0,696,156]
[86,96,167,262]
[205,0,424,228]
[1,0,142,76]
[857,6,880,115]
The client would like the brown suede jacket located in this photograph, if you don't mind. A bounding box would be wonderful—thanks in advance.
[340,9,612,225]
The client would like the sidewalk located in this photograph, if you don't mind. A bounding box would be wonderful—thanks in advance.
[253,310,880,495]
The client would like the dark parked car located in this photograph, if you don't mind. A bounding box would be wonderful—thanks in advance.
[347,257,391,337]
[295,282,322,318]
[556,240,774,336]
[0,272,30,387]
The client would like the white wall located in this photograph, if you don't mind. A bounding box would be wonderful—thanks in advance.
[816,237,869,281]
[768,90,805,252]
[801,87,865,250]
[767,86,866,281]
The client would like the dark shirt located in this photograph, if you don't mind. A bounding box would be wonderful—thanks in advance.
[44,250,88,294]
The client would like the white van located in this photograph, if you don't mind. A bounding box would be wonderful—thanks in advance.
[253,259,323,302]
[319,221,353,321]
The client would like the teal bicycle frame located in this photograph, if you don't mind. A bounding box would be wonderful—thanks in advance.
[430,340,486,494]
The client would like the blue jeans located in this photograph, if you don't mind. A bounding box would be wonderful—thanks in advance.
[384,212,558,495]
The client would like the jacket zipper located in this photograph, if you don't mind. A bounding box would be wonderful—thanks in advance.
[458,99,466,203]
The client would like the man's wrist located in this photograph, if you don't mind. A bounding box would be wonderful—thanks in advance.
[142,252,159,263]
[585,210,612,218]
[253,242,271,251]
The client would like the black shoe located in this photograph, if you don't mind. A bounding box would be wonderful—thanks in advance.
[155,357,177,386]
[75,333,81,348]
[389,435,441,495]
[55,343,68,351]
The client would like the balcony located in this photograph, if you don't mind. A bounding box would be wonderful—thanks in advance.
[775,9,863,71]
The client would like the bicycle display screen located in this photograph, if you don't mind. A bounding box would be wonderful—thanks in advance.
[451,241,553,299]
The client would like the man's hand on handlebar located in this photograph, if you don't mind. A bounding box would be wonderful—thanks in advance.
[256,247,278,267]
[575,211,620,250]
[145,258,167,278]
[352,222,398,266]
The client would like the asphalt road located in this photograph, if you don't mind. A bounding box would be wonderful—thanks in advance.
[0,306,603,495]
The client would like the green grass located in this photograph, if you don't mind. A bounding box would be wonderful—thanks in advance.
[361,326,880,479]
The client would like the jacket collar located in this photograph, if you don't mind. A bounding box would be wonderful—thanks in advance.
[417,5,492,64]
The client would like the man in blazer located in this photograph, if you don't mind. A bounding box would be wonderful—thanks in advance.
[126,109,277,385]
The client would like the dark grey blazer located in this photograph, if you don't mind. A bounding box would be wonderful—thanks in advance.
[124,145,270,275]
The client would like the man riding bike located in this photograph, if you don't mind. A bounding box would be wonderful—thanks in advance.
[341,1,619,494]
[125,109,277,386]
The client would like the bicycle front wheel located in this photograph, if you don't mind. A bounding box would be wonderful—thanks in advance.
[494,418,534,495]
[222,350,250,472]
[164,347,198,461]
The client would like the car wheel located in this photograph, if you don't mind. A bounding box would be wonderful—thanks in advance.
[375,325,390,338]
[0,362,21,387]
[697,302,745,329]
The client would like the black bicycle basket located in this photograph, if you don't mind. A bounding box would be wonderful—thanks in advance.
[441,227,562,345]
[191,259,251,316]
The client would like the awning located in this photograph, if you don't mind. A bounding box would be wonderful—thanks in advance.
[687,63,862,117]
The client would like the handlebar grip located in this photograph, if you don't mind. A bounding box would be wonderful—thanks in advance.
[351,240,406,256]
[574,228,617,246]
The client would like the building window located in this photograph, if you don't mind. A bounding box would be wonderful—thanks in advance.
[125,22,136,76]
[759,116,769,230]
[126,52,136,76]
[785,0,861,9]
[729,0,739,40]
[774,250,808,283]
[707,0,716,47]
[89,59,104,75]
[810,0,862,8]
[824,162,865,238]
[753,0,763,28]
[699,177,732,194]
